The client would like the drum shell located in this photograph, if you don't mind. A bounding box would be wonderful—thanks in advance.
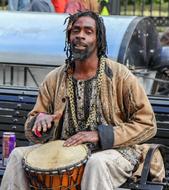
[23,163,85,190]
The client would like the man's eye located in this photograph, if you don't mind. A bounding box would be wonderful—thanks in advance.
[86,30,92,35]
[72,29,79,33]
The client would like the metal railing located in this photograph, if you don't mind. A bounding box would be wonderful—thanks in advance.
[100,0,169,26]
[0,0,7,9]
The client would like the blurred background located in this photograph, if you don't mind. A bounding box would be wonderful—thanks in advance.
[0,0,168,96]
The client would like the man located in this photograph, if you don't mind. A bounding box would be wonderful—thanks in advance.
[8,0,31,11]
[52,0,68,12]
[8,0,55,12]
[0,11,157,190]
[65,0,99,14]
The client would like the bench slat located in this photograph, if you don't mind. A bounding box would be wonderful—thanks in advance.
[0,109,29,117]
[155,114,169,121]
[0,101,34,111]
[0,95,37,103]
[0,116,26,125]
[0,124,25,132]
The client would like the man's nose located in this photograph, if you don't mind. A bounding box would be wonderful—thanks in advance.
[76,31,85,39]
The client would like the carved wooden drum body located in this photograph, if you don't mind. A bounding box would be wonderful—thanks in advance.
[23,140,89,190]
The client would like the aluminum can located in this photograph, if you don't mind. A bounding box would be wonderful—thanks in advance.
[2,132,16,166]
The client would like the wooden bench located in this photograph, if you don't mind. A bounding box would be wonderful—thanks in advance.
[0,87,169,190]
[0,87,38,177]
[122,96,169,190]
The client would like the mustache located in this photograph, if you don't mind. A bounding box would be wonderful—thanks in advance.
[72,40,88,47]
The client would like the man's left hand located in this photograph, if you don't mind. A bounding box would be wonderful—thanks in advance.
[63,131,99,146]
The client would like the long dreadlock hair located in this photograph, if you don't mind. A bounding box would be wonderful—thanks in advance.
[64,11,108,67]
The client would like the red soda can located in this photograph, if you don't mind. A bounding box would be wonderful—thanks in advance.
[2,132,16,166]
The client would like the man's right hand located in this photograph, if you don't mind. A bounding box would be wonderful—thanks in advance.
[32,112,61,137]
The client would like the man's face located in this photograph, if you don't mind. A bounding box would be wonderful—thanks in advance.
[69,16,97,61]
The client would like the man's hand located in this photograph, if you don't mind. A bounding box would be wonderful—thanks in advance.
[32,112,61,137]
[63,131,99,146]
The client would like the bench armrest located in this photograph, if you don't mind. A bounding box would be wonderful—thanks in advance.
[140,144,169,185]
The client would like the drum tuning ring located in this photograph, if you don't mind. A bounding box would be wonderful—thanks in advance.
[76,163,82,167]
[68,167,74,171]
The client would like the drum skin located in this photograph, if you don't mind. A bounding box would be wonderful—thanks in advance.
[23,140,89,190]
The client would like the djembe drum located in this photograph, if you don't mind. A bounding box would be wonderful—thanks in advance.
[22,140,89,190]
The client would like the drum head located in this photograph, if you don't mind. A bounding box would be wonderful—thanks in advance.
[23,140,88,172]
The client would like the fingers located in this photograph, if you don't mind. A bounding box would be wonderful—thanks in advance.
[41,120,48,132]
[32,112,62,137]
[45,119,52,130]
[63,131,99,147]
[64,133,84,147]
[33,120,49,137]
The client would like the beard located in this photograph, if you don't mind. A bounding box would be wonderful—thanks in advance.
[71,42,96,61]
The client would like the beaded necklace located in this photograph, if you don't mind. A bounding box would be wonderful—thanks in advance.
[67,57,106,131]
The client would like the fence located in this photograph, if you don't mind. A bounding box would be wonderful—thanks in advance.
[100,0,169,27]
[0,0,7,9]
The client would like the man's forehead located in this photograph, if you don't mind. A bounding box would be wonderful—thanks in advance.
[72,16,96,28]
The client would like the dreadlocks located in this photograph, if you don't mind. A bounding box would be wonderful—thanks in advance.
[64,11,107,66]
